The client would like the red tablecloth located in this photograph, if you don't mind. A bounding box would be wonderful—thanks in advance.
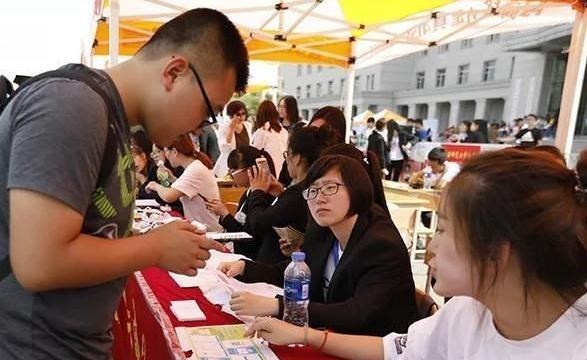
[112,267,338,360]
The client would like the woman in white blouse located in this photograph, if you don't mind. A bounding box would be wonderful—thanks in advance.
[146,134,222,232]
[251,100,289,176]
[213,100,252,177]
[244,148,587,360]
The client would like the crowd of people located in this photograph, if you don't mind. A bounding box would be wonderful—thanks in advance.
[0,7,585,360]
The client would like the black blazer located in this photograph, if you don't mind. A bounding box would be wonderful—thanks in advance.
[367,131,389,168]
[246,182,308,264]
[219,189,274,260]
[240,205,417,336]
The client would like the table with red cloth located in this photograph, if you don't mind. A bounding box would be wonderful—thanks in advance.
[112,267,339,360]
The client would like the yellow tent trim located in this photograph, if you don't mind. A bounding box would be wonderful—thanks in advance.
[339,0,456,26]
[94,20,352,68]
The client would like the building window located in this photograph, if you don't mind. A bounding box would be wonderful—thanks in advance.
[328,80,334,95]
[306,84,311,98]
[457,64,470,85]
[487,34,500,44]
[296,86,301,99]
[436,68,446,87]
[416,71,425,89]
[297,65,302,76]
[438,44,449,53]
[421,50,428,56]
[460,39,473,49]
[483,60,496,82]
[307,65,312,74]
[318,65,322,72]
[370,74,375,90]
[355,76,361,90]
[340,78,345,94]
[316,83,322,97]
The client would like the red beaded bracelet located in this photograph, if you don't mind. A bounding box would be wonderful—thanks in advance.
[318,330,329,352]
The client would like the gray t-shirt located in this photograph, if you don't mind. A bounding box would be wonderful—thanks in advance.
[0,64,134,359]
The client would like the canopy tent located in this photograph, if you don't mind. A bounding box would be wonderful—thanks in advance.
[373,109,407,124]
[96,0,582,156]
[352,110,374,125]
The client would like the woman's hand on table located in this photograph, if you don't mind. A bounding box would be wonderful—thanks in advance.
[145,181,161,193]
[229,291,279,317]
[217,260,245,277]
[244,316,304,346]
[205,199,230,217]
[279,238,301,257]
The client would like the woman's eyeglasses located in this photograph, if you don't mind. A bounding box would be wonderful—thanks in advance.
[302,183,345,200]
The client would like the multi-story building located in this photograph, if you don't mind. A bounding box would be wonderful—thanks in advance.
[279,24,587,135]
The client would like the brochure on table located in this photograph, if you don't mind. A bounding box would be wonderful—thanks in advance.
[176,324,279,360]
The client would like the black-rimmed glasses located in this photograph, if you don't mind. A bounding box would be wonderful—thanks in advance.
[302,183,345,201]
[187,63,219,129]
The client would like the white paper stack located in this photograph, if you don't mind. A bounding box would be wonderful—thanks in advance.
[170,300,206,322]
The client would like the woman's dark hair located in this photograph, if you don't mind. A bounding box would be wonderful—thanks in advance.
[256,100,282,132]
[523,145,566,165]
[322,144,389,215]
[460,120,472,133]
[226,100,247,117]
[279,95,300,126]
[472,119,488,138]
[289,126,340,168]
[131,130,153,156]
[227,145,276,176]
[168,134,213,170]
[445,148,587,304]
[428,147,447,164]
[130,144,154,176]
[386,120,401,143]
[304,155,374,217]
[309,106,347,141]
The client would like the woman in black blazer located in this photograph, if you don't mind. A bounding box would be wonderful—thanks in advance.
[244,126,340,264]
[206,145,275,259]
[220,155,417,336]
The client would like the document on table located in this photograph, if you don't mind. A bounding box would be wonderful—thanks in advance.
[176,324,278,360]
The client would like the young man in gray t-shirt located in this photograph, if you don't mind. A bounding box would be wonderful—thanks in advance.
[0,9,249,359]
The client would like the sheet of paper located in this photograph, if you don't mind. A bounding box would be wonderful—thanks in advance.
[135,199,161,207]
[170,300,207,322]
[176,325,279,360]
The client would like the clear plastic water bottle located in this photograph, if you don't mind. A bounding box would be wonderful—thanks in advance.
[423,170,435,190]
[283,251,311,327]
[156,160,171,187]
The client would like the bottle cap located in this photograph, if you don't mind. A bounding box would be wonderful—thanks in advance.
[291,251,305,261]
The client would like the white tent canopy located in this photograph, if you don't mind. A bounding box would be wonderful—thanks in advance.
[101,0,580,155]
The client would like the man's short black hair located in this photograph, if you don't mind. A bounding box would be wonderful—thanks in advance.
[137,8,249,93]
[367,117,375,124]
[428,147,447,164]
[414,118,424,126]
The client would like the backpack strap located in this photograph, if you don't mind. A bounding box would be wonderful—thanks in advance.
[0,69,119,283]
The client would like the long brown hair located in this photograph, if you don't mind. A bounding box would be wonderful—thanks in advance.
[445,148,586,304]
[168,134,213,170]
[255,100,282,132]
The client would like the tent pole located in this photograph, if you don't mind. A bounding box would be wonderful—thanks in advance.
[109,0,120,66]
[344,66,356,143]
[343,39,357,143]
[555,9,587,161]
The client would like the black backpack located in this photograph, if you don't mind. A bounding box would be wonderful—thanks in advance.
[0,69,119,283]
